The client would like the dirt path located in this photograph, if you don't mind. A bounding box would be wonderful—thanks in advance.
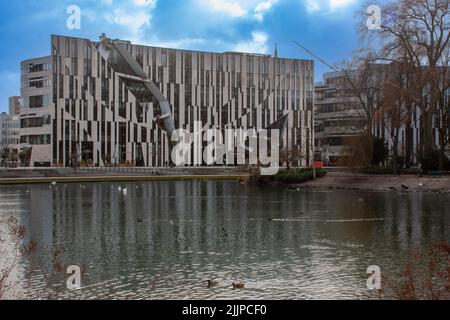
[295,172,450,193]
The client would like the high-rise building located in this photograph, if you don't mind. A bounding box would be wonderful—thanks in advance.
[314,71,366,165]
[20,34,314,167]
[8,96,21,115]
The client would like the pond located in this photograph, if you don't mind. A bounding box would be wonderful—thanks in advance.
[0,180,449,299]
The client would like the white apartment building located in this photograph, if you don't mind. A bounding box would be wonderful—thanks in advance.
[0,112,21,150]
[20,56,53,167]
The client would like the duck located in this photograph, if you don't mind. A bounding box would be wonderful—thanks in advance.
[401,184,409,190]
[232,282,245,289]
[207,280,218,288]
[389,186,396,191]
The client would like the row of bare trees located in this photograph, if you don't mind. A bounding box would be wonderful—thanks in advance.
[0,140,31,169]
[0,140,18,169]
[341,0,450,173]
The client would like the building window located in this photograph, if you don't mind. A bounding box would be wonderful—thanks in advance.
[20,134,51,145]
[24,95,49,109]
[28,63,50,73]
[21,116,51,128]
[25,78,51,88]
[161,50,168,67]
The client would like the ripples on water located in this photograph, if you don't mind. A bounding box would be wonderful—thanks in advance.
[0,181,449,299]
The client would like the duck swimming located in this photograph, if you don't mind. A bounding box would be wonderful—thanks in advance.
[232,282,245,289]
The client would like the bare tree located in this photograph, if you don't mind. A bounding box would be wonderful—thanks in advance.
[332,54,387,168]
[361,0,450,159]
[435,47,450,170]
[341,133,375,170]
[279,148,304,171]
[0,139,10,169]
[380,60,428,173]
[339,54,385,136]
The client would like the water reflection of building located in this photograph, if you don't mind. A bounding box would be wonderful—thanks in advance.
[19,35,315,168]
[3,182,448,298]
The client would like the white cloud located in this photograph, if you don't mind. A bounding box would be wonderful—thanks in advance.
[233,31,269,54]
[136,37,208,49]
[305,0,321,13]
[106,9,151,31]
[254,0,278,21]
[199,0,278,20]
[304,0,356,14]
[131,0,157,7]
[329,0,355,11]
[103,0,158,41]
[205,0,247,17]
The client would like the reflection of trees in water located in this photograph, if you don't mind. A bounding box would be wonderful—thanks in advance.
[373,241,450,300]
[398,241,450,300]
[0,216,36,299]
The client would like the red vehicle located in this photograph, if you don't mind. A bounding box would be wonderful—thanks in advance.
[312,161,324,168]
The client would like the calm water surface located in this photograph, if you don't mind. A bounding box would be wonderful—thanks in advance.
[0,180,449,299]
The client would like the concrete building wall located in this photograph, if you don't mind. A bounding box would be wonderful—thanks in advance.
[8,96,20,115]
[48,35,314,167]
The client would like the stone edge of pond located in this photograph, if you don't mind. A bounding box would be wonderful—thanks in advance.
[290,184,450,194]
[0,175,247,185]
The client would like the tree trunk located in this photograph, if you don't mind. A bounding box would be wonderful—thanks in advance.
[393,129,400,175]
[405,106,412,168]
[439,129,445,171]
[424,70,438,155]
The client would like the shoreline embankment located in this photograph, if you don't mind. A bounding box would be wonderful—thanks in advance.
[1,168,449,193]
[292,172,450,194]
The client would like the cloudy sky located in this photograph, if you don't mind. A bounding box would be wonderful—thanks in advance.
[0,0,367,112]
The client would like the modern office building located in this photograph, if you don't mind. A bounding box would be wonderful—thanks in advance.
[20,34,314,167]
[314,71,366,165]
